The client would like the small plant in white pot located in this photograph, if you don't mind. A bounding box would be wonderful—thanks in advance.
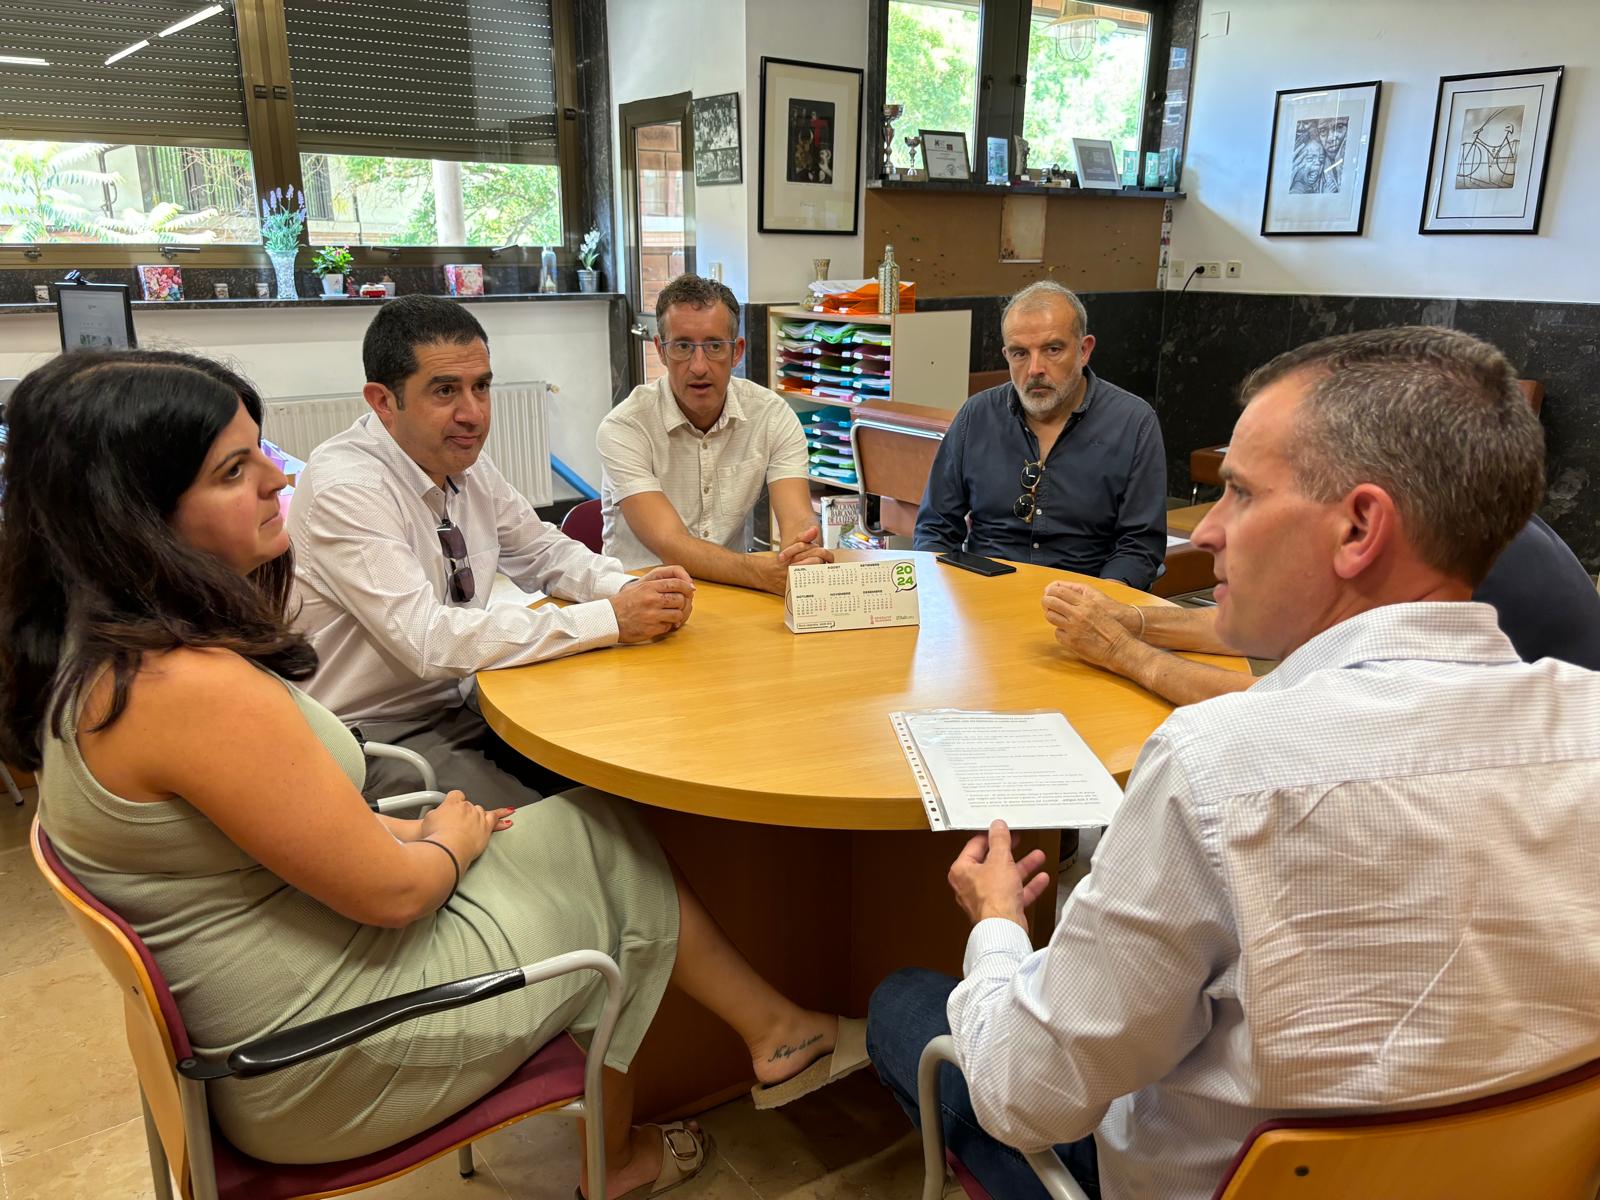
[577,229,603,293]
[311,244,353,297]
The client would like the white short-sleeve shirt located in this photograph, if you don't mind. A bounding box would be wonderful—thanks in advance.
[597,375,810,569]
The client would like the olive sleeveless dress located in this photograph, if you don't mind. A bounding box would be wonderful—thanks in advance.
[39,674,679,1164]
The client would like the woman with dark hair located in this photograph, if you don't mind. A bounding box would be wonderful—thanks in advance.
[0,350,865,1199]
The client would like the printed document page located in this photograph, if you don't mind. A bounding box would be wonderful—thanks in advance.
[894,710,1124,830]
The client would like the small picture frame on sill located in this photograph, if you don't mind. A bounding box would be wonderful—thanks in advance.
[1071,137,1122,190]
[919,130,971,181]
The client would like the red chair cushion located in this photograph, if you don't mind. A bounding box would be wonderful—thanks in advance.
[212,1033,587,1200]
[948,1150,994,1199]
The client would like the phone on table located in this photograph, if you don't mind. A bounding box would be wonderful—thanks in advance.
[936,550,1016,577]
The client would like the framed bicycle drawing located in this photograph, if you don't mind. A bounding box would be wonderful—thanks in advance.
[1421,66,1563,234]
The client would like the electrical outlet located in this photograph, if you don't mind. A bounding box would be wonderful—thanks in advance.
[1197,261,1221,279]
[1225,260,1242,279]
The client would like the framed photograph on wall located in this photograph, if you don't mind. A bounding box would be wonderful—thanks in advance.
[692,92,743,186]
[1071,137,1122,189]
[1261,80,1382,236]
[758,56,863,235]
[919,130,970,180]
[1420,65,1563,234]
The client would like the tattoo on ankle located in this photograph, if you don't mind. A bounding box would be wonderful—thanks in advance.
[767,1033,823,1063]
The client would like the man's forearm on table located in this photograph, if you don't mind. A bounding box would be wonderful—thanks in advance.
[1115,637,1254,706]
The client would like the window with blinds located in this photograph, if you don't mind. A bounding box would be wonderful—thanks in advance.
[283,0,560,166]
[0,0,249,147]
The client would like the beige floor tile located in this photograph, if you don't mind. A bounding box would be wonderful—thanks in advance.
[0,788,35,856]
[0,950,141,1160]
[348,1151,513,1199]
[695,1072,912,1199]
[765,1130,935,1200]
[478,1113,758,1200]
[0,846,81,977]
[3,1116,160,1200]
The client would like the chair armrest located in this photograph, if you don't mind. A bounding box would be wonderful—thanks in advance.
[178,949,621,1081]
[374,790,446,816]
[917,1034,1091,1200]
[362,740,438,792]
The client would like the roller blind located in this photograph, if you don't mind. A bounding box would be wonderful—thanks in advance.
[283,0,559,166]
[0,0,249,147]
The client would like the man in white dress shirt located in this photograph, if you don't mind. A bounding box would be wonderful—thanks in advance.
[290,295,695,808]
[866,326,1600,1200]
[597,274,833,593]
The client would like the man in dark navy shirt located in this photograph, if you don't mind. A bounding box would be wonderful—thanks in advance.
[914,282,1167,590]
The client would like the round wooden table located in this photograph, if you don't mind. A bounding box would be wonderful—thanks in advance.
[479,550,1243,830]
[478,549,1246,1117]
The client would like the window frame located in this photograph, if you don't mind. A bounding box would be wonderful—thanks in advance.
[870,0,1184,189]
[2,0,585,271]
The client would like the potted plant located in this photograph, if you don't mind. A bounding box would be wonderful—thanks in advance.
[577,229,603,293]
[311,244,353,297]
[259,186,307,299]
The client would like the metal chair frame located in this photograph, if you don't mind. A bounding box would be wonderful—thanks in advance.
[918,1034,1090,1200]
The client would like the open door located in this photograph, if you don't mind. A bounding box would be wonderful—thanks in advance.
[619,93,697,390]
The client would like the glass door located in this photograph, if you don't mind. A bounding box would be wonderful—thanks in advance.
[619,94,696,388]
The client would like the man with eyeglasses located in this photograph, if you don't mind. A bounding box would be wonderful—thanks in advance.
[914,281,1166,590]
[597,273,833,593]
[289,296,695,811]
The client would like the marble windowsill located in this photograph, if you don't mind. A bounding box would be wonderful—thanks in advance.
[0,291,621,317]
[867,178,1183,199]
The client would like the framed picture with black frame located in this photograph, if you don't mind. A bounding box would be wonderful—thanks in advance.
[55,278,137,352]
[1260,80,1382,236]
[692,92,743,186]
[758,56,864,235]
[1420,65,1563,235]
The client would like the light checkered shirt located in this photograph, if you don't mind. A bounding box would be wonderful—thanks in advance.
[289,413,633,723]
[950,602,1600,1200]
[597,376,809,570]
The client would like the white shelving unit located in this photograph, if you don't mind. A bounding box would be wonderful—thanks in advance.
[766,305,971,492]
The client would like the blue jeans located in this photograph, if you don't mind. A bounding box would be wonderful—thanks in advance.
[866,968,1101,1200]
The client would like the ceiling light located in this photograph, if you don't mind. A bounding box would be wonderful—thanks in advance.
[105,39,150,65]
[159,4,225,37]
[0,54,50,66]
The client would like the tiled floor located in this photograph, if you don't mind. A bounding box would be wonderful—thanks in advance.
[0,788,956,1200]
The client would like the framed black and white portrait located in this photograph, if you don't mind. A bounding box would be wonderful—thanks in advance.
[692,92,743,186]
[1420,66,1563,235]
[758,56,863,235]
[1261,80,1381,236]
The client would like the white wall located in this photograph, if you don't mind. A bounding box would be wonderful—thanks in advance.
[742,0,870,303]
[607,0,751,300]
[607,0,870,306]
[0,301,614,493]
[1170,0,1599,301]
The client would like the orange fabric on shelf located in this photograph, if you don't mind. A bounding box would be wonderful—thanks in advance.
[817,281,915,314]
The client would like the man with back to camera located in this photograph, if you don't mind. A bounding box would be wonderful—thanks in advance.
[868,327,1600,1199]
[597,273,833,593]
[914,280,1167,590]
[289,295,695,809]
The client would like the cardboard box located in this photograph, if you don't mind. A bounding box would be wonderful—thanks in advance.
[785,559,920,634]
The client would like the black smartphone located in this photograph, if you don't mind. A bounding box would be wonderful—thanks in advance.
[936,550,1017,577]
